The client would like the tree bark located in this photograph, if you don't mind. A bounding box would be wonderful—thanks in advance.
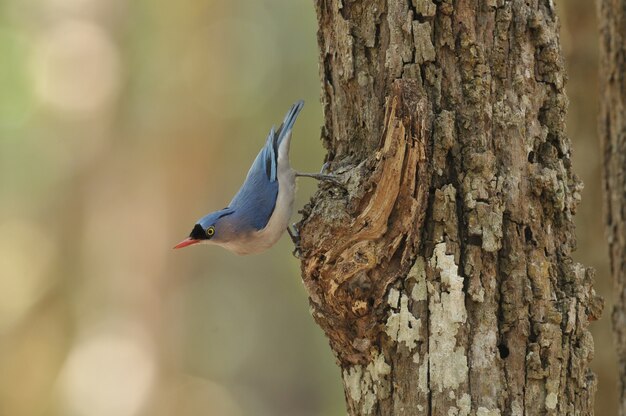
[598,0,626,414]
[297,0,603,415]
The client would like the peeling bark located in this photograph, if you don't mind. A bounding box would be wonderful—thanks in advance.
[299,0,602,414]
[597,0,626,414]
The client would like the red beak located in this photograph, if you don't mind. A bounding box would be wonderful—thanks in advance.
[173,238,200,249]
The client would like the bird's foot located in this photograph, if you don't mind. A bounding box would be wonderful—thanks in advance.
[287,224,302,258]
[319,161,332,174]
[295,172,344,188]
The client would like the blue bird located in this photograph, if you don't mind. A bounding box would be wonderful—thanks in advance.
[174,101,336,255]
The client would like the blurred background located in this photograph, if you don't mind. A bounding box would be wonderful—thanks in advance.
[0,0,614,415]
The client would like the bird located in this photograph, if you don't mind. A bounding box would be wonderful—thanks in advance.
[173,100,337,255]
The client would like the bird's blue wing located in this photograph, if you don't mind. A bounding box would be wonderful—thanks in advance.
[228,147,279,231]
[228,101,304,231]
[263,126,278,182]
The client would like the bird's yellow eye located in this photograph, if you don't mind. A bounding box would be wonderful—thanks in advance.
[206,226,215,237]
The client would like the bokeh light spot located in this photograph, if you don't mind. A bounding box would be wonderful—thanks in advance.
[59,319,156,416]
[30,19,121,116]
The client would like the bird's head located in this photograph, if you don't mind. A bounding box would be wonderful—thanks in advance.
[173,208,234,249]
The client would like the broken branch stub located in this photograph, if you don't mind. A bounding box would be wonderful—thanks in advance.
[298,80,432,365]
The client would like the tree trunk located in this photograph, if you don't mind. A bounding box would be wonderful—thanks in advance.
[598,0,626,414]
[297,0,603,414]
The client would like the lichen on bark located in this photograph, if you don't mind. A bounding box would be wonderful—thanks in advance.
[299,0,602,414]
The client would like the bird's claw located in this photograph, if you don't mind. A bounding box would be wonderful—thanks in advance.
[295,172,346,189]
[287,224,302,258]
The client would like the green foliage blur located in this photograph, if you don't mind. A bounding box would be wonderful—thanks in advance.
[0,0,615,415]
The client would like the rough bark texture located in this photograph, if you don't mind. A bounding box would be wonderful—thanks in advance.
[598,0,626,414]
[298,0,604,415]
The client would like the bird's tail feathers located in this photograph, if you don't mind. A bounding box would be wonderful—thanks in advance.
[259,100,304,181]
[276,100,304,146]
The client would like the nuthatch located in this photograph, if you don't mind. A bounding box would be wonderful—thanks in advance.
[174,101,336,255]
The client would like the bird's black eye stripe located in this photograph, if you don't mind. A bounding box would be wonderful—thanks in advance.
[190,224,206,240]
